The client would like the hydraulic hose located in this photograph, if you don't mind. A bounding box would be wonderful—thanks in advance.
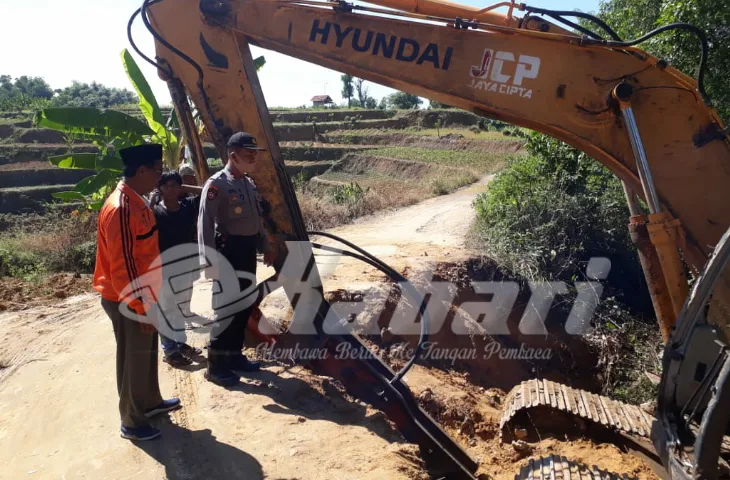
[524,5,709,104]
[524,5,622,41]
[587,22,711,103]
[308,231,430,384]
[138,0,222,139]
[127,1,169,74]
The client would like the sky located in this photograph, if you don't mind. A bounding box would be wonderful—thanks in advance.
[0,0,600,108]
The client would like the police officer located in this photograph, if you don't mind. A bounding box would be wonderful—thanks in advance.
[198,131,274,386]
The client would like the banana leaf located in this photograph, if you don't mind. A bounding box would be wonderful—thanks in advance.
[52,191,86,202]
[34,108,154,140]
[77,169,118,196]
[48,153,98,170]
[48,153,124,172]
[121,49,168,140]
[97,155,124,172]
[72,176,95,193]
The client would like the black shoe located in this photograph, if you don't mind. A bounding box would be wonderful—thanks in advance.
[145,398,182,418]
[204,369,239,387]
[163,351,193,368]
[121,425,161,441]
[179,343,203,356]
[205,350,239,387]
[229,354,261,373]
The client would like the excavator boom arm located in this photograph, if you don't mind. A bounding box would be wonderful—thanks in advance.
[148,0,730,297]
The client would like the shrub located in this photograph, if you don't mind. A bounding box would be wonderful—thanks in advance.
[46,241,97,274]
[431,172,478,195]
[291,170,310,191]
[327,182,368,205]
[474,133,636,283]
[0,210,98,279]
[473,132,658,401]
[0,247,46,281]
[298,186,387,230]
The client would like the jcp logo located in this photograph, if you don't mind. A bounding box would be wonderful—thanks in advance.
[469,49,540,99]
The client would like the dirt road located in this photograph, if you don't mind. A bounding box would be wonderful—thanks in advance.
[328,176,492,249]
[0,178,493,480]
[0,177,657,479]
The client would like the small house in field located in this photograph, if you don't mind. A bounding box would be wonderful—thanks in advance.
[310,95,333,107]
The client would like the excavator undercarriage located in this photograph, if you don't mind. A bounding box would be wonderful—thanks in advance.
[129,0,730,477]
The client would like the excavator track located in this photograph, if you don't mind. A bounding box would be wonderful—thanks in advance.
[514,455,637,480]
[500,379,655,442]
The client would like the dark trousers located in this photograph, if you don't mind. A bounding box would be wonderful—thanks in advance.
[209,235,258,353]
[159,269,194,354]
[102,298,163,428]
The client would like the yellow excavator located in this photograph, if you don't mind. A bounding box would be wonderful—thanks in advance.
[130,0,730,478]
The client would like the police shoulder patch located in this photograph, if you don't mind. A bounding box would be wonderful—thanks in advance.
[207,186,219,201]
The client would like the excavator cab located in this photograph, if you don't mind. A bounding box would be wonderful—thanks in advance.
[655,225,730,480]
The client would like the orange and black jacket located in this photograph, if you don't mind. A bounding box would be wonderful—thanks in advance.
[93,182,161,314]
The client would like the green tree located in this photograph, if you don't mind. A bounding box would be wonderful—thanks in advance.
[385,92,422,109]
[598,0,730,122]
[0,75,53,100]
[13,76,53,99]
[51,81,137,108]
[365,96,378,109]
[474,132,635,280]
[341,74,354,106]
[0,75,54,110]
[354,78,372,108]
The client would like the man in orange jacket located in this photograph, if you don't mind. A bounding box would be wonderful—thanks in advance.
[93,143,182,441]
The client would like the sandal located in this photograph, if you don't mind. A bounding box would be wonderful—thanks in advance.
[180,344,203,356]
[163,351,193,367]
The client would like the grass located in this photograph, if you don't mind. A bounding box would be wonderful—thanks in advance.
[430,172,478,194]
[274,118,398,128]
[297,184,420,231]
[0,210,97,280]
[1,184,75,193]
[368,146,509,173]
[269,106,384,112]
[400,128,514,140]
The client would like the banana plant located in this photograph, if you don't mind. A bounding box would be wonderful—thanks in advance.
[121,48,184,171]
[36,49,267,209]
[34,107,155,209]
[35,50,179,209]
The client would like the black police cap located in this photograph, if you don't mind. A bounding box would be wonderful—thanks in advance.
[119,144,163,167]
[227,132,266,151]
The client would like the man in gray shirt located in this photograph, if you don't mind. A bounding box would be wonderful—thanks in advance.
[198,131,273,386]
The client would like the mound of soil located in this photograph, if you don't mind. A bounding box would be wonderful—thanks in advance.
[0,125,14,140]
[17,129,65,144]
[0,273,93,312]
[321,258,602,392]
[404,365,658,480]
